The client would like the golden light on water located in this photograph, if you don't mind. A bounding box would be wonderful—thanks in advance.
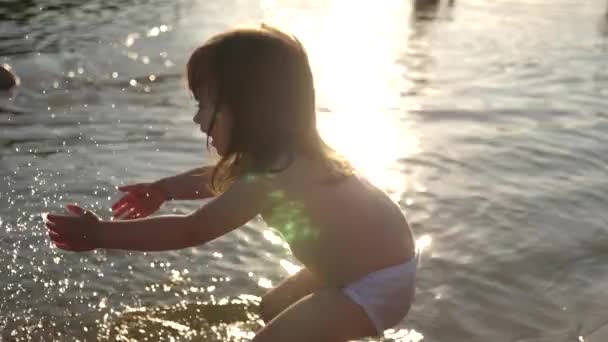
[279,258,303,275]
[319,113,419,198]
[382,328,425,342]
[263,0,421,197]
[257,277,273,289]
[416,234,432,254]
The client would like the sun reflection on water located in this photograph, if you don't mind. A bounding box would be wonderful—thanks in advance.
[382,328,425,342]
[279,258,303,276]
[264,0,420,199]
[416,234,432,255]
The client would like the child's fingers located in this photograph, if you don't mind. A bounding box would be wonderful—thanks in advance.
[65,203,86,216]
[112,203,133,219]
[45,214,80,230]
[113,206,134,220]
[44,216,56,228]
[46,222,70,237]
[129,203,153,219]
[113,198,135,212]
[53,241,71,250]
[48,229,62,240]
[125,209,142,220]
[111,193,136,210]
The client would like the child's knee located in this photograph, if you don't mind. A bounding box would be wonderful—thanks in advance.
[259,285,295,323]
[258,268,322,323]
[259,291,279,323]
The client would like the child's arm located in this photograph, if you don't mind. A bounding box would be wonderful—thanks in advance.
[155,166,215,200]
[46,174,273,252]
[111,166,215,220]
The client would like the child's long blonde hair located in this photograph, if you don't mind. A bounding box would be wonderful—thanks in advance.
[187,24,352,194]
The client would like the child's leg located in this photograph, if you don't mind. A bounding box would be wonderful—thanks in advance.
[260,268,324,323]
[253,288,377,342]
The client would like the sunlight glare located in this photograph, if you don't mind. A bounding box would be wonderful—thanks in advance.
[262,1,421,197]
[416,234,432,254]
[315,0,419,197]
[279,259,302,275]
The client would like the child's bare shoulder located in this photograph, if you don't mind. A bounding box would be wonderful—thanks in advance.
[268,156,384,206]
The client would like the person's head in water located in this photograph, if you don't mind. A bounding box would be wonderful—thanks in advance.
[0,64,17,91]
[187,24,352,193]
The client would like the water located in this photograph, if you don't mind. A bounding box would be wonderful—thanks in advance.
[1,0,608,341]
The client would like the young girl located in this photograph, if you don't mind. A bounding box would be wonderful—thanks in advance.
[44,24,417,342]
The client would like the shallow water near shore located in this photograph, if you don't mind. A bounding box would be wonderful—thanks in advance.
[2,0,608,341]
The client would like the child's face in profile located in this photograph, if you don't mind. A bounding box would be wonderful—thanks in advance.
[192,87,232,156]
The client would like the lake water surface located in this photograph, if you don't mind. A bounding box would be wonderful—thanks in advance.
[2,0,608,341]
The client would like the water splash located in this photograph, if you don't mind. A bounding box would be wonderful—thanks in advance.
[98,295,262,342]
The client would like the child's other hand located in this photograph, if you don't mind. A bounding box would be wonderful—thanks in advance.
[111,182,166,220]
[43,204,100,252]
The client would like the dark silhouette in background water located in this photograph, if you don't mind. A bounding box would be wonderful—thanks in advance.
[401,0,456,97]
[601,1,608,36]
[0,65,17,90]
[413,0,455,21]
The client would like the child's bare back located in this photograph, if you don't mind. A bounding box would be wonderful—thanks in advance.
[261,155,415,287]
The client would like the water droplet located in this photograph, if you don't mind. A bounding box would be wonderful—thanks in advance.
[279,259,302,275]
[98,297,107,308]
[416,234,432,252]
[257,278,273,289]
[147,27,160,37]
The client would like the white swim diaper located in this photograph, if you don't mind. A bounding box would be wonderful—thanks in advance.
[342,257,417,335]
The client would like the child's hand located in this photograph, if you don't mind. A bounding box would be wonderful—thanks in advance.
[43,204,100,252]
[111,182,166,220]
